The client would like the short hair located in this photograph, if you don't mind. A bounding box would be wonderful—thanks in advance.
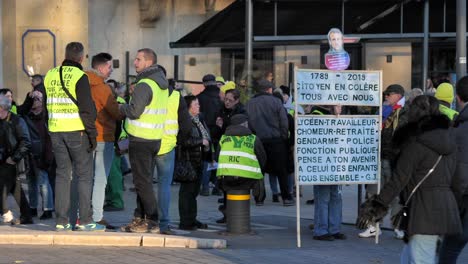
[457,76,468,103]
[0,95,11,111]
[225,89,241,100]
[65,42,84,62]
[137,48,157,64]
[184,95,198,109]
[91,52,112,69]
[31,74,43,82]
[328,28,342,41]
[0,88,13,96]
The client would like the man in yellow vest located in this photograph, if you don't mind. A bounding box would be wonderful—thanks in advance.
[216,114,267,223]
[119,48,169,233]
[44,42,101,231]
[152,67,191,235]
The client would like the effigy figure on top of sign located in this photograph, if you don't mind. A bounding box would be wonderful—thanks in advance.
[325,28,350,71]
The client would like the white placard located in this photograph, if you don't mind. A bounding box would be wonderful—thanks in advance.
[296,116,379,185]
[295,69,381,106]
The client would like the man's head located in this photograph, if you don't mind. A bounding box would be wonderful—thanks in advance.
[383,84,405,106]
[328,28,344,52]
[435,83,454,105]
[91,52,113,79]
[202,74,217,87]
[256,79,274,94]
[0,95,11,119]
[0,88,13,103]
[65,42,85,63]
[31,74,43,88]
[456,76,468,105]
[134,48,157,73]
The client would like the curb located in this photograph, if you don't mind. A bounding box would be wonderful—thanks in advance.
[0,233,227,249]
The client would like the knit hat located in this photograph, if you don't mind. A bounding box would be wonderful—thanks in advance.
[221,81,236,94]
[230,114,248,126]
[384,84,405,96]
[202,74,216,86]
[435,83,454,104]
[216,76,225,85]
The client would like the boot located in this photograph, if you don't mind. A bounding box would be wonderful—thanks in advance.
[39,210,53,220]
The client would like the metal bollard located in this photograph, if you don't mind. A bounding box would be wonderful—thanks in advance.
[226,189,251,234]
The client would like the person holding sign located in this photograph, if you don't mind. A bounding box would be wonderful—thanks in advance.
[357,95,462,264]
[312,105,346,241]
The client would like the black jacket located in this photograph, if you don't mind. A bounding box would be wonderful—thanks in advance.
[213,103,246,139]
[0,113,31,164]
[378,115,462,236]
[453,105,468,199]
[179,114,212,173]
[197,85,223,143]
[245,92,288,140]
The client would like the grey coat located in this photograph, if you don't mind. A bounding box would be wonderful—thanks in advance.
[379,115,462,236]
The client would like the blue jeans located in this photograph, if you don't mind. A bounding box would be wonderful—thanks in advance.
[201,161,211,192]
[28,168,54,211]
[439,196,468,263]
[92,142,115,222]
[51,131,94,226]
[401,234,440,264]
[269,174,279,195]
[313,185,342,236]
[154,149,175,231]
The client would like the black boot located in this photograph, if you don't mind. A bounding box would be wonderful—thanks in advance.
[39,210,53,220]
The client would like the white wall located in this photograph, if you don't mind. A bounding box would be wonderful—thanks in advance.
[365,43,412,91]
[88,0,234,93]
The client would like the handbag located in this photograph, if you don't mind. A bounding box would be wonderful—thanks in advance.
[391,155,443,231]
[173,147,197,183]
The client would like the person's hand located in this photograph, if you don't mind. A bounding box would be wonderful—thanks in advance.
[216,117,223,128]
[202,139,209,146]
[87,136,97,153]
[5,157,16,165]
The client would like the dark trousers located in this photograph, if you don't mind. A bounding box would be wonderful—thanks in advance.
[219,177,258,214]
[129,140,160,222]
[178,173,202,227]
[262,138,292,200]
[50,131,94,226]
[0,163,32,218]
[439,195,468,263]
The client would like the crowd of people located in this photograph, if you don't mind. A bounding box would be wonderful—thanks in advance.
[1,41,468,263]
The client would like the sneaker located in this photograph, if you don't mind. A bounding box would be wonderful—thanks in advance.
[195,220,208,229]
[127,219,150,233]
[272,194,279,203]
[55,223,73,232]
[75,222,106,232]
[358,225,382,238]
[120,218,143,232]
[394,229,405,240]
[306,199,315,205]
[255,201,264,206]
[217,198,225,204]
[2,210,14,223]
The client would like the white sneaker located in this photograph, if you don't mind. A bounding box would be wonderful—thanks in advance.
[358,225,382,238]
[2,210,14,223]
[394,229,405,239]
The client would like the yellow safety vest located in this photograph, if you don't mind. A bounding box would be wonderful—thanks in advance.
[216,134,263,179]
[439,105,458,121]
[158,91,180,155]
[44,66,85,132]
[125,79,168,140]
